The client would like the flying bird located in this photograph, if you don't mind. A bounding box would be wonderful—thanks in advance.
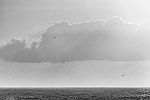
[121,74,125,76]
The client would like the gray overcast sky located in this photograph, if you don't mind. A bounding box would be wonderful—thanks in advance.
[1,0,150,44]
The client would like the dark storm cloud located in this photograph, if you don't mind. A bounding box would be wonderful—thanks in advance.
[0,16,150,63]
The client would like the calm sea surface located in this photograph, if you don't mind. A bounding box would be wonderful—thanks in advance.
[0,87,150,100]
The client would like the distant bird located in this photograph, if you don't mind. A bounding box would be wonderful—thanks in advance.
[54,36,56,38]
[121,74,125,76]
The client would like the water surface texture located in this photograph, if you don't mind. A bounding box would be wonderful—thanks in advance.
[0,88,150,100]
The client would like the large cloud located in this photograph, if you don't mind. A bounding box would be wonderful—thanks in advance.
[0,16,150,63]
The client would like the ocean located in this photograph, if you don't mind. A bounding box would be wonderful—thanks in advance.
[0,87,150,100]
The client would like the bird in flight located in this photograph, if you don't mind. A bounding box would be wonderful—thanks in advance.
[121,74,125,76]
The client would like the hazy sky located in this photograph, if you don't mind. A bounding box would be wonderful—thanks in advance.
[1,0,150,87]
[0,60,150,87]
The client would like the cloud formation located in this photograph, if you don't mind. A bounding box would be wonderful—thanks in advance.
[0,16,150,63]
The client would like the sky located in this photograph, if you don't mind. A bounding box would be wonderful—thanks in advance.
[1,0,150,87]
[1,0,150,44]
